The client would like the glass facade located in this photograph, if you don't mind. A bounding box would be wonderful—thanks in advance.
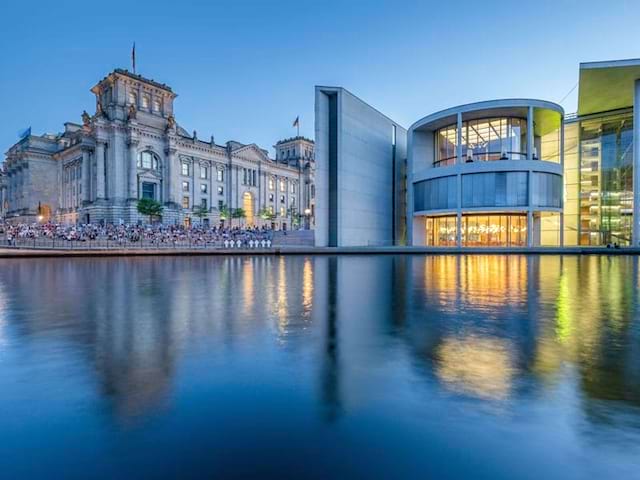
[435,117,528,167]
[564,112,633,246]
[414,176,457,211]
[426,214,528,247]
[461,172,528,208]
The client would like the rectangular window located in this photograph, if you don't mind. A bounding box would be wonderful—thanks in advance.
[280,195,285,203]
[243,168,247,185]
[182,196,189,209]
[200,184,207,194]
[218,186,224,195]
[200,166,208,179]
[269,178,275,190]
[182,163,189,176]
[141,182,155,200]
[280,180,286,192]
[269,193,274,202]
[201,198,207,209]
[252,170,257,186]
[290,183,296,194]
[217,169,224,182]
[182,181,189,192]
[280,206,286,217]
[218,200,224,209]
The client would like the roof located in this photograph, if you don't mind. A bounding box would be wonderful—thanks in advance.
[578,58,640,116]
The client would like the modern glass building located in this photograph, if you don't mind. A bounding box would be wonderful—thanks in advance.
[562,59,639,246]
[406,58,640,248]
[408,100,564,247]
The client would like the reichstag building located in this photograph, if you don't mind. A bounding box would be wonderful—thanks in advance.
[0,69,315,228]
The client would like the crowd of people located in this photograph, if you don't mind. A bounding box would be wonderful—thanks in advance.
[0,222,276,248]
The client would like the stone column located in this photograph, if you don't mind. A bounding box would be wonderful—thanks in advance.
[165,147,177,205]
[127,140,138,200]
[96,141,106,200]
[81,148,90,204]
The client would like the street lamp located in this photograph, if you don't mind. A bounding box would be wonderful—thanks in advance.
[304,208,311,230]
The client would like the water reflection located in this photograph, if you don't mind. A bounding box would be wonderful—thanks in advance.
[0,255,640,477]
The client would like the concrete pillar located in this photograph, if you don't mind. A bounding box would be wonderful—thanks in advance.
[456,112,463,164]
[96,141,106,200]
[81,149,90,204]
[527,106,534,161]
[127,140,138,200]
[633,79,640,245]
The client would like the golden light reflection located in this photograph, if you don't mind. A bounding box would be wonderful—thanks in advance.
[276,256,288,333]
[242,259,254,315]
[435,335,515,401]
[302,258,313,317]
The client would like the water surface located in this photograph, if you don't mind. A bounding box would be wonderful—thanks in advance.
[0,255,639,479]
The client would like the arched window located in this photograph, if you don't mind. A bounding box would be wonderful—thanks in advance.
[153,98,162,112]
[129,91,138,106]
[142,94,150,109]
[137,151,159,170]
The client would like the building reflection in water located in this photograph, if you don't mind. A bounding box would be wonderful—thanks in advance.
[0,254,639,432]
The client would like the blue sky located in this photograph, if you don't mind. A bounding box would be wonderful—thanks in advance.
[1,0,639,156]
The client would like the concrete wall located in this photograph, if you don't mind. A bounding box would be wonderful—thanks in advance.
[315,87,407,247]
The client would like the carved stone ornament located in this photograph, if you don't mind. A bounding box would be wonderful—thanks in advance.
[128,104,137,121]
[81,110,91,126]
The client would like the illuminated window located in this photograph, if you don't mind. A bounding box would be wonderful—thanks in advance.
[280,206,286,217]
[153,98,161,112]
[181,163,189,176]
[269,177,275,190]
[182,181,189,192]
[280,180,286,192]
[217,169,224,182]
[182,196,189,209]
[200,166,208,179]
[129,91,138,105]
[142,94,150,109]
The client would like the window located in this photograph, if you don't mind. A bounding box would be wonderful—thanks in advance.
[142,94,150,109]
[413,176,457,211]
[200,198,207,209]
[182,163,189,176]
[290,183,296,194]
[182,196,189,209]
[218,186,224,195]
[141,182,156,200]
[153,98,161,112]
[218,200,224,209]
[269,178,275,190]
[137,151,159,170]
[217,169,224,182]
[200,166,208,179]
[280,206,286,217]
[269,193,274,202]
[280,180,286,192]
[280,195,285,203]
[243,168,247,185]
[200,183,207,194]
[182,181,189,192]
[461,172,528,208]
[252,170,257,186]
[129,91,137,105]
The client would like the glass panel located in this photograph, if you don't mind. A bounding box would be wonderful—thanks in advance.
[462,214,528,247]
[578,113,633,246]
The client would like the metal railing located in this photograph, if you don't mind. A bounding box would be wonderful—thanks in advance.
[0,237,276,250]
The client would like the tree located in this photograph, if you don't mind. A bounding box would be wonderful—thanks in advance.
[288,206,301,228]
[232,208,246,226]
[219,204,231,226]
[258,207,276,221]
[137,198,163,224]
[193,204,208,223]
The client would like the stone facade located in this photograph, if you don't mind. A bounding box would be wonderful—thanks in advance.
[1,69,315,229]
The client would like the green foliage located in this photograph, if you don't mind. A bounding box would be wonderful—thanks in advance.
[258,208,275,220]
[232,208,246,219]
[137,198,163,223]
[219,204,231,221]
[193,204,208,219]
